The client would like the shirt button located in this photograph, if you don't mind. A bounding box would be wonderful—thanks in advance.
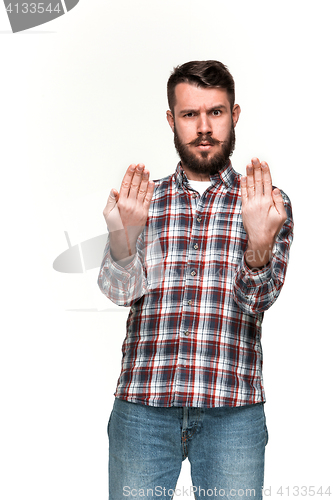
[184,330,190,336]
[196,217,202,222]
[187,300,192,305]
[192,193,197,198]
[190,270,197,276]
[193,244,199,250]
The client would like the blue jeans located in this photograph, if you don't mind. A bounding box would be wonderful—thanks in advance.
[108,398,268,499]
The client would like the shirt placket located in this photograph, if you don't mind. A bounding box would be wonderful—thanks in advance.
[173,189,205,406]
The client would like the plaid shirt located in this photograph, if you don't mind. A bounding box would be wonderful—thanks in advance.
[98,162,293,408]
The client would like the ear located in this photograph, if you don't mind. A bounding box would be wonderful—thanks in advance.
[166,110,175,132]
[232,104,241,127]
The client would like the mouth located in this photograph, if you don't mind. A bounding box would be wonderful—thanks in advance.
[189,136,220,149]
[195,142,214,151]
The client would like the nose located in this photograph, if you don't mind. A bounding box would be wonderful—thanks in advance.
[197,113,212,135]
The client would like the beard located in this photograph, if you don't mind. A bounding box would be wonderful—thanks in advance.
[173,122,235,176]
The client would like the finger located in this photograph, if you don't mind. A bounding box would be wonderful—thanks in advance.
[143,180,155,208]
[119,164,137,199]
[103,188,124,231]
[246,162,255,198]
[252,157,263,195]
[104,188,118,212]
[240,175,248,205]
[110,188,119,202]
[137,168,150,203]
[128,163,145,200]
[272,188,287,218]
[261,161,272,197]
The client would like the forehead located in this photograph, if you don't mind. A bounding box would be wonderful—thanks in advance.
[173,82,230,111]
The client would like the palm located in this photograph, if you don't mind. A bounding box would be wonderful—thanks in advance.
[103,164,155,261]
[241,158,287,267]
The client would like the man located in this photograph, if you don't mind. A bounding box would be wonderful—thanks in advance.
[98,60,293,499]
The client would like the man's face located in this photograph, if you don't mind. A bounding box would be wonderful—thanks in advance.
[167,83,241,178]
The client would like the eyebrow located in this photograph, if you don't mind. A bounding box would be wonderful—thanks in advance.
[178,104,228,114]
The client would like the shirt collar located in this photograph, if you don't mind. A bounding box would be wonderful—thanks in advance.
[174,161,237,190]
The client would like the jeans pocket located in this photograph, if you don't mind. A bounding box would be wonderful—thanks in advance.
[107,407,114,436]
[264,421,269,446]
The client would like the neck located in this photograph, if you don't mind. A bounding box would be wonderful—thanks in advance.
[181,164,211,182]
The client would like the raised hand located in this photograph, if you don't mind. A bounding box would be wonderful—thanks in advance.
[240,158,287,268]
[103,163,155,263]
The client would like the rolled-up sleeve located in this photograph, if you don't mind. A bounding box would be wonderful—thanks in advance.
[97,235,148,307]
[233,192,294,315]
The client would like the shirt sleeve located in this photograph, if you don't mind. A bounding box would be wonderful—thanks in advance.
[233,191,294,315]
[97,234,148,307]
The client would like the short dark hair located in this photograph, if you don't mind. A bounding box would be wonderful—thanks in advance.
[167,60,235,114]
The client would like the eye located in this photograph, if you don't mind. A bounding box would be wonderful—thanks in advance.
[212,109,222,116]
[184,112,195,118]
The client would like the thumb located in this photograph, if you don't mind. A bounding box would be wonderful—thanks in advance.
[104,189,118,218]
[273,187,283,199]
[103,188,124,232]
[273,188,287,216]
[106,189,119,209]
[109,188,119,201]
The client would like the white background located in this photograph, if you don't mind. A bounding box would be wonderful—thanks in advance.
[1,1,332,498]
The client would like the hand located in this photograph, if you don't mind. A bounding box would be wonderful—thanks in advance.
[240,158,287,268]
[103,163,155,262]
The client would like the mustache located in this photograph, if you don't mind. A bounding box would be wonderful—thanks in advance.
[187,135,222,147]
